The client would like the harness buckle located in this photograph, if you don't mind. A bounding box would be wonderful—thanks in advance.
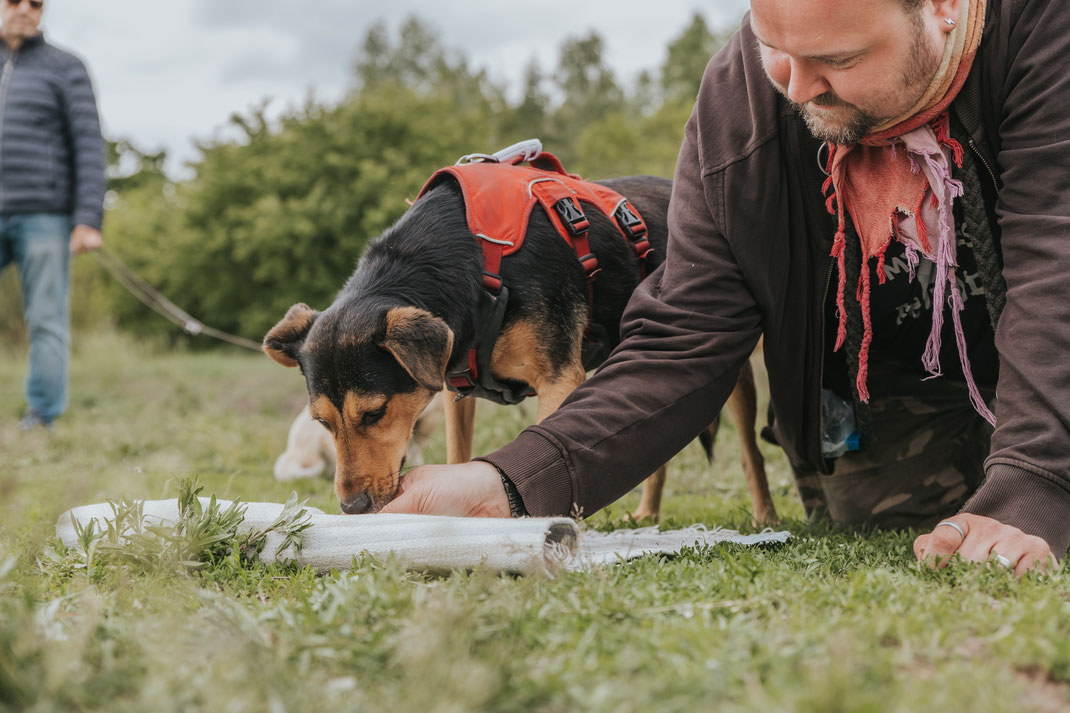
[554,197,590,237]
[614,201,646,238]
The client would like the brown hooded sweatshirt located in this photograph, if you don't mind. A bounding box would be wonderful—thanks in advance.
[484,0,1070,555]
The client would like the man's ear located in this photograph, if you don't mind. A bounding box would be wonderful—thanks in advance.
[263,303,318,368]
[380,306,454,391]
[928,0,962,34]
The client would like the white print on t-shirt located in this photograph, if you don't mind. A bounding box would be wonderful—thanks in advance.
[890,229,986,326]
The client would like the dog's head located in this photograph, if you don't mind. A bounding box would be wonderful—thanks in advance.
[264,301,453,513]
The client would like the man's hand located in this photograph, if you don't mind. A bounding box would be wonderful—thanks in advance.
[379,461,511,518]
[70,224,102,255]
[913,513,1056,577]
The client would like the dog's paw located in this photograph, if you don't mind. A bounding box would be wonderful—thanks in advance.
[752,507,780,528]
[630,508,661,524]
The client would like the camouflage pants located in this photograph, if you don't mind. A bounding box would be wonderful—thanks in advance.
[794,365,995,531]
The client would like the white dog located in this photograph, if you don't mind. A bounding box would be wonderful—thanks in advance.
[274,394,444,481]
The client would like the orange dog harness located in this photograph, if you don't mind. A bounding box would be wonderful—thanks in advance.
[416,141,654,404]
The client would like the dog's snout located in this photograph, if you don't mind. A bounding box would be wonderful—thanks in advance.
[340,492,373,515]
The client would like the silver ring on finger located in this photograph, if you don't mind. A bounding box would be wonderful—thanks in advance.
[994,553,1012,568]
[935,520,966,542]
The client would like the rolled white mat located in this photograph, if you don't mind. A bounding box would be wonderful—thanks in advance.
[56,498,579,576]
[56,499,790,575]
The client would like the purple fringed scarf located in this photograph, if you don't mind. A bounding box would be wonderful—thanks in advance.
[892,121,996,425]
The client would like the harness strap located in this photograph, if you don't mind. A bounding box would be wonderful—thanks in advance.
[529,177,600,309]
[445,286,535,405]
[447,349,481,392]
[475,233,509,293]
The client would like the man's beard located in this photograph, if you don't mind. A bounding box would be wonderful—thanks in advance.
[794,94,880,146]
[783,24,942,146]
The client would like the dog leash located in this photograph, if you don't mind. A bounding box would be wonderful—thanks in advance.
[92,247,263,352]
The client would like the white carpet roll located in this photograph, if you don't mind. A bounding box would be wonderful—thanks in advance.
[56,498,789,575]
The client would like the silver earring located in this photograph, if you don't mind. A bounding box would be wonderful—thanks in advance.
[944,17,956,26]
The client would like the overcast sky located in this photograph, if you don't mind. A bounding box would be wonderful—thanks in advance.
[38,1,749,176]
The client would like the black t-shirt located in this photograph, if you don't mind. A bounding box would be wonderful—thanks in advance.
[824,204,999,397]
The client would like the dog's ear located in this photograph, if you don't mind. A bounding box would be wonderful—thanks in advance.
[263,303,318,368]
[380,306,454,391]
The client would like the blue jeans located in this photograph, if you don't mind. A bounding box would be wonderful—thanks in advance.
[0,213,72,423]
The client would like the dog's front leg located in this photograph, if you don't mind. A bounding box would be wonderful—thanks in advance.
[444,393,477,464]
[727,361,778,526]
[533,365,586,423]
[632,465,668,522]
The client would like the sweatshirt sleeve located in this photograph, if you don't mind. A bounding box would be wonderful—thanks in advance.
[960,0,1070,555]
[481,109,763,518]
[62,56,106,230]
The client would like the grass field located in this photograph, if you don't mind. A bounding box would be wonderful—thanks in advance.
[2,332,1069,713]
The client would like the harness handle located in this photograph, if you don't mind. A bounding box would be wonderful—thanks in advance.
[457,139,545,167]
[493,139,544,165]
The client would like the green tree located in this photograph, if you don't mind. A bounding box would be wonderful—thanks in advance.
[107,139,168,194]
[549,32,625,158]
[661,13,730,102]
[353,16,505,110]
[501,59,552,145]
[631,69,659,116]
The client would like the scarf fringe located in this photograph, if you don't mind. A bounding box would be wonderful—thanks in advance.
[904,245,920,282]
[918,141,964,379]
[932,113,964,168]
[856,260,873,402]
[950,283,997,425]
[825,148,850,352]
[832,226,848,351]
[915,209,932,253]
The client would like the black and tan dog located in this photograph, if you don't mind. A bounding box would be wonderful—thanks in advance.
[263,164,775,522]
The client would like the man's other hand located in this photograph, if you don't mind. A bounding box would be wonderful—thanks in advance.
[913,513,1056,577]
[379,461,511,518]
[70,224,102,255]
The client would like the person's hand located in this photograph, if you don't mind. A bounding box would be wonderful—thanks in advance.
[913,513,1057,577]
[379,461,511,517]
[70,225,102,255]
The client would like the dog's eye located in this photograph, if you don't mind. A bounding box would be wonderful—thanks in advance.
[314,417,332,432]
[361,404,387,427]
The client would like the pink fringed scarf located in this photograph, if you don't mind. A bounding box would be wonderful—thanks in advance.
[822,0,994,425]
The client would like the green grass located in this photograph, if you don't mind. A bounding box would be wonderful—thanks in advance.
[2,332,1069,713]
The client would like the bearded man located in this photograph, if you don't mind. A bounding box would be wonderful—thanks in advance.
[382,0,1068,575]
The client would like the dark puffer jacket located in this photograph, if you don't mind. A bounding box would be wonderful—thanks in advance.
[0,33,105,230]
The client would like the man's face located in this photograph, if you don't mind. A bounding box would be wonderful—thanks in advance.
[1,0,43,43]
[751,0,952,144]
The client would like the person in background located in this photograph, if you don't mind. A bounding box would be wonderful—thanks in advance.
[0,0,106,430]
